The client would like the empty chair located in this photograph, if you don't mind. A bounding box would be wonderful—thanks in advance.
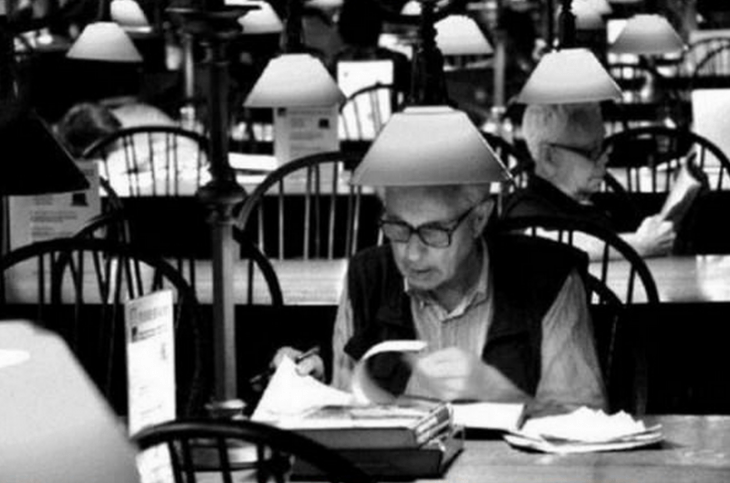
[339,82,407,141]
[236,151,379,260]
[602,125,730,192]
[0,237,209,416]
[132,418,376,483]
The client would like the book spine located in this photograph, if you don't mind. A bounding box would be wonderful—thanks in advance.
[413,404,453,445]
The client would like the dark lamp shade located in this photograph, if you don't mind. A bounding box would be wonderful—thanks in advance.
[517,48,622,104]
[352,106,510,187]
[0,107,89,195]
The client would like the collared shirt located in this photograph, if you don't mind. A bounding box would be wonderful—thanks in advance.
[331,244,607,410]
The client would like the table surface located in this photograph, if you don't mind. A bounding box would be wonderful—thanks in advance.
[435,415,730,483]
[188,415,730,483]
[4,254,729,307]
[595,254,730,304]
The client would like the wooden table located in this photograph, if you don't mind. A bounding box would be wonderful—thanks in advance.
[192,415,730,483]
[436,415,730,483]
[595,254,730,304]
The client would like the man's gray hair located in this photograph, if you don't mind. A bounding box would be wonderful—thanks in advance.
[521,103,603,165]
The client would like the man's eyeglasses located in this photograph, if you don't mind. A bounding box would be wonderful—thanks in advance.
[548,142,605,163]
[378,205,477,248]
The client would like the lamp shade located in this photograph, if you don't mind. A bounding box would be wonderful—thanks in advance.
[610,14,685,55]
[583,0,612,15]
[560,1,604,30]
[352,106,509,186]
[517,48,622,104]
[110,0,151,33]
[67,22,143,62]
[0,105,89,195]
[227,0,283,34]
[244,53,345,107]
[435,15,493,56]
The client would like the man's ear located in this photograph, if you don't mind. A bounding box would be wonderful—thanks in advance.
[471,198,495,237]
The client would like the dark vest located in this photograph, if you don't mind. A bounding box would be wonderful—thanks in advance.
[345,234,587,396]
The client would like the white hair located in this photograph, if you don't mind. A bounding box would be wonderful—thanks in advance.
[522,102,604,168]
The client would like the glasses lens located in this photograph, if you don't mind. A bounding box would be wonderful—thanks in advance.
[419,227,450,248]
[380,221,411,242]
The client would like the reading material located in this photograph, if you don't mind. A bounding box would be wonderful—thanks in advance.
[659,154,708,226]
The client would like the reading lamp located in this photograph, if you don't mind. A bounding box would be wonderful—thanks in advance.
[517,47,622,104]
[167,0,258,416]
[110,0,152,34]
[352,0,509,187]
[0,12,87,195]
[244,0,343,107]
[609,13,685,57]
[67,22,143,62]
[435,14,493,57]
[0,321,140,483]
[230,0,284,34]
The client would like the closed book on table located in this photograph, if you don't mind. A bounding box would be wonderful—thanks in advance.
[278,400,453,449]
[292,426,465,479]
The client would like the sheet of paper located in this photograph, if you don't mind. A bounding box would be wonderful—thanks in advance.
[8,160,101,249]
[451,402,524,431]
[251,356,354,422]
[351,340,427,404]
[126,290,176,483]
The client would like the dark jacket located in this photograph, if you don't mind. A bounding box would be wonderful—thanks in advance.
[344,233,588,397]
[502,176,619,230]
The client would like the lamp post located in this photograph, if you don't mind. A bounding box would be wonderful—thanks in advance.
[168,0,256,416]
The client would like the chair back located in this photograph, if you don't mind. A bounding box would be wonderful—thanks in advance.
[602,125,730,192]
[236,151,379,260]
[682,36,730,76]
[491,215,658,413]
[339,82,406,141]
[132,418,376,483]
[689,42,730,89]
[73,210,284,307]
[0,237,209,417]
[82,125,210,197]
[493,215,660,304]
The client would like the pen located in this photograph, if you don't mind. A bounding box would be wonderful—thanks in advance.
[249,346,321,390]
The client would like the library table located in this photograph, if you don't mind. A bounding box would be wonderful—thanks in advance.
[189,415,730,483]
[435,415,730,483]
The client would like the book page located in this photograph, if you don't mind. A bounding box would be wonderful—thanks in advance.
[659,156,707,225]
[451,402,525,431]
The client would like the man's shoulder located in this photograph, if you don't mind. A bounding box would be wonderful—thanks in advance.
[489,232,588,279]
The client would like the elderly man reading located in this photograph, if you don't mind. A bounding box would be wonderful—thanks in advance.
[273,107,607,415]
[502,102,675,260]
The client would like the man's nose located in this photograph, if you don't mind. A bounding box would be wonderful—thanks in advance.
[403,232,427,261]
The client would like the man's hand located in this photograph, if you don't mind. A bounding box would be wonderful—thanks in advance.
[272,346,325,380]
[633,215,676,257]
[410,347,526,402]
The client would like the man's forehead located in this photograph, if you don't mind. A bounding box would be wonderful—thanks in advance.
[383,186,459,218]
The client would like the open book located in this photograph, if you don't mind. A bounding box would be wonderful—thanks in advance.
[252,340,525,436]
[658,153,708,226]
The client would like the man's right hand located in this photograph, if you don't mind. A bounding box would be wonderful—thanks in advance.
[272,346,325,380]
[633,215,676,257]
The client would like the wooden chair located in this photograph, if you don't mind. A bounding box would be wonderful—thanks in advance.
[82,125,210,197]
[236,151,379,260]
[132,418,376,483]
[73,210,284,307]
[682,36,730,76]
[339,82,407,141]
[602,125,730,192]
[0,237,210,417]
[689,42,730,89]
[492,215,659,413]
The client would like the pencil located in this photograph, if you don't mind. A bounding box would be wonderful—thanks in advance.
[249,345,321,389]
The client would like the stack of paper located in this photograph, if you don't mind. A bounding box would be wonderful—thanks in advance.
[504,407,663,453]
